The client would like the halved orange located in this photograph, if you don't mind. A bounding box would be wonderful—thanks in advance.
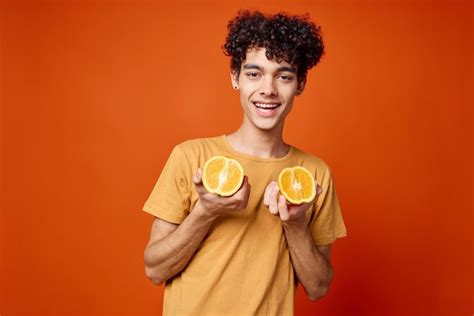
[278,166,316,204]
[202,156,244,196]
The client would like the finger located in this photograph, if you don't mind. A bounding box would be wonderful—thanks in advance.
[278,194,290,221]
[263,181,275,206]
[268,183,279,215]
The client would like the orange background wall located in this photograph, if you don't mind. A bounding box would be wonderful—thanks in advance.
[1,1,472,315]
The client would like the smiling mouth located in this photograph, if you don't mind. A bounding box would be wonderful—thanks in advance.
[253,102,281,110]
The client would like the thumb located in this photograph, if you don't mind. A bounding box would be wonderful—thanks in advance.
[311,183,323,205]
[316,183,322,196]
[193,168,208,196]
[193,168,203,185]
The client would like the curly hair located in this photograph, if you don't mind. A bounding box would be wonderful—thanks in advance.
[223,10,325,83]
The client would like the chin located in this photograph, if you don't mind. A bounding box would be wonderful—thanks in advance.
[253,121,279,131]
[243,111,283,131]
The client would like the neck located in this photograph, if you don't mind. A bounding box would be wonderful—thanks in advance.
[226,122,289,159]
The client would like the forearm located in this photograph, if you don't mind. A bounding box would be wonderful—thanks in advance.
[283,221,333,301]
[144,202,216,284]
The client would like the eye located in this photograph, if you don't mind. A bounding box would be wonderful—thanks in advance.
[278,74,294,82]
[245,72,260,79]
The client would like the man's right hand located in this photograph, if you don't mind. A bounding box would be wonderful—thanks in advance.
[192,168,251,220]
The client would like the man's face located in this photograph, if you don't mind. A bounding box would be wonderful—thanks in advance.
[231,47,304,133]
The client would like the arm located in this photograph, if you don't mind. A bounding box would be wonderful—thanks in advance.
[144,169,250,285]
[264,181,333,301]
[282,220,333,301]
[144,202,216,285]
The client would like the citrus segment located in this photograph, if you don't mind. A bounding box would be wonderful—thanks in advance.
[278,166,316,204]
[202,156,244,196]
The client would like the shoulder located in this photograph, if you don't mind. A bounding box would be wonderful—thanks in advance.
[176,136,222,150]
[168,135,224,170]
[290,146,334,183]
[292,146,332,172]
[174,135,223,153]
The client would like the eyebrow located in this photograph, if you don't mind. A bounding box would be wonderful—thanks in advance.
[242,64,296,73]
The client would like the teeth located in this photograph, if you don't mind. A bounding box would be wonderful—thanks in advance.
[254,102,280,109]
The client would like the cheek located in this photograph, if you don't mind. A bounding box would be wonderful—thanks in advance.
[282,95,296,112]
[283,83,298,94]
[239,85,256,100]
[239,91,251,109]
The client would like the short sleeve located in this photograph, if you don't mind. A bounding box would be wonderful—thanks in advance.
[309,168,347,246]
[142,145,192,224]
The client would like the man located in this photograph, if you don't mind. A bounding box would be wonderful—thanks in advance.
[142,10,347,315]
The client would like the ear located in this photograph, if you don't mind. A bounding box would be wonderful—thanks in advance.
[230,72,239,90]
[296,78,306,95]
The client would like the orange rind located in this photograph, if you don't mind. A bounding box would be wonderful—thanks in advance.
[202,156,244,196]
[278,166,316,204]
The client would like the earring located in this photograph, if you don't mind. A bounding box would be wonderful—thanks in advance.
[234,86,239,90]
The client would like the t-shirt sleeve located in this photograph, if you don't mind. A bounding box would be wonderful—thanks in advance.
[142,145,192,224]
[309,168,347,246]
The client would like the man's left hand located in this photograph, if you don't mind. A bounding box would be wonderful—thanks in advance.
[263,181,322,224]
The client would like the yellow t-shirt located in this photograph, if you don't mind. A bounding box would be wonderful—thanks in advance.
[143,135,347,316]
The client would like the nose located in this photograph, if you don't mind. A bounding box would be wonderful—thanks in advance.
[259,76,277,97]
